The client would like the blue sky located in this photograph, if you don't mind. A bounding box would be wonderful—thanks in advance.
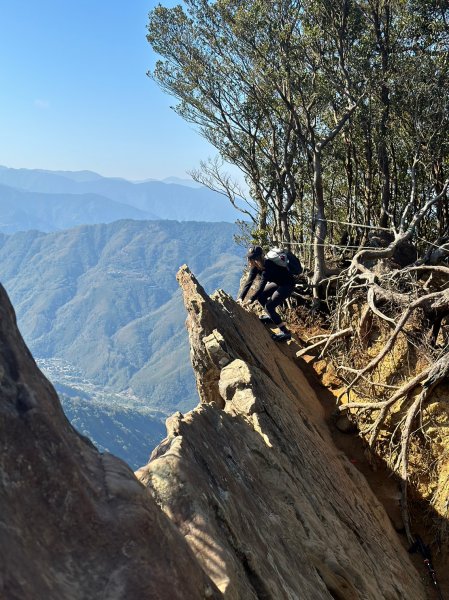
[0,0,224,181]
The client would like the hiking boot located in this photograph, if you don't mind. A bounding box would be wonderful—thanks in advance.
[271,332,292,342]
[259,314,273,324]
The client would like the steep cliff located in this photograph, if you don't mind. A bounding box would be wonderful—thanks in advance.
[137,266,428,600]
[0,283,219,599]
[0,261,434,599]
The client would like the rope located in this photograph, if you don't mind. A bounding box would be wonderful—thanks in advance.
[273,239,374,251]
[270,215,449,254]
[417,236,449,252]
[318,217,393,232]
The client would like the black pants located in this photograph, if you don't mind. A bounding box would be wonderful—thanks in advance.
[258,282,294,325]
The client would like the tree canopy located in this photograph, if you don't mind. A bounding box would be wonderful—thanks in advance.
[148,2,449,543]
[148,0,448,289]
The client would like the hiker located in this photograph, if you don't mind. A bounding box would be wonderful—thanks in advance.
[237,245,294,342]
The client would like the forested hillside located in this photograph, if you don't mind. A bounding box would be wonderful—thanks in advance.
[0,220,243,467]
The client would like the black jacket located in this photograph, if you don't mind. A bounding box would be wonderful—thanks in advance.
[239,259,294,303]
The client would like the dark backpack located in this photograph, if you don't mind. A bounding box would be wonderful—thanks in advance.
[266,247,303,276]
[285,250,303,275]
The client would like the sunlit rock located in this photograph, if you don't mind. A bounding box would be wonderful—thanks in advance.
[137,266,427,600]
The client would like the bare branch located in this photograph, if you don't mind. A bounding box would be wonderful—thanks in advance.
[367,287,396,326]
[189,157,256,223]
[338,290,444,400]
[296,327,352,357]
[350,179,449,278]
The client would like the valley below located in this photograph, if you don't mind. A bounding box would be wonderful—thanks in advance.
[0,211,244,469]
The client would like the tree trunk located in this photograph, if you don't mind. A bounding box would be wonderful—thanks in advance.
[433,160,447,235]
[378,81,391,229]
[257,196,268,231]
[374,3,391,229]
[280,211,290,246]
[312,148,327,302]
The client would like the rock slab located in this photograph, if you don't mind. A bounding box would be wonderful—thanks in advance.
[137,266,427,600]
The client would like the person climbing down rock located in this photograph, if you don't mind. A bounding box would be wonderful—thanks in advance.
[237,245,294,342]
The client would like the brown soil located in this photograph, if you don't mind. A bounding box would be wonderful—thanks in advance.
[292,342,449,600]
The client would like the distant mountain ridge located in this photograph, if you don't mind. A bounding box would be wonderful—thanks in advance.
[0,166,242,228]
[0,182,151,233]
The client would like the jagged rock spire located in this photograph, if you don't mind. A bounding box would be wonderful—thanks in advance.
[137,266,427,600]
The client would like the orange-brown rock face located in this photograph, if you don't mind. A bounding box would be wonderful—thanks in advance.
[0,283,219,600]
[137,266,427,600]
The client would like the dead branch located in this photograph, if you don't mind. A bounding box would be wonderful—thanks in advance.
[338,369,427,415]
[338,290,444,401]
[396,355,449,543]
[342,355,448,545]
[338,356,448,544]
[349,179,449,283]
[296,327,352,357]
[366,370,429,445]
[401,265,449,277]
[398,393,425,544]
[319,328,352,358]
[367,287,396,326]
[305,333,332,342]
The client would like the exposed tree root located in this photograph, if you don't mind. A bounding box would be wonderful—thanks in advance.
[290,182,449,546]
[337,290,445,401]
[397,355,449,543]
[308,230,449,547]
[338,351,449,544]
[296,327,352,358]
[366,287,396,326]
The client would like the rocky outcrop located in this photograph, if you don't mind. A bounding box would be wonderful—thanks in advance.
[0,260,432,600]
[137,266,427,600]
[0,283,219,600]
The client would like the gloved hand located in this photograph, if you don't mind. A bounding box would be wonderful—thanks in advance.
[237,298,250,307]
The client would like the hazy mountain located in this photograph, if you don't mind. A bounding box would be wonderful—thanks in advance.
[0,220,244,465]
[162,176,203,188]
[133,176,202,188]
[0,183,151,233]
[46,169,105,182]
[0,166,242,223]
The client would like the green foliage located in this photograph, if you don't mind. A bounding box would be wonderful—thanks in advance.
[148,0,449,275]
